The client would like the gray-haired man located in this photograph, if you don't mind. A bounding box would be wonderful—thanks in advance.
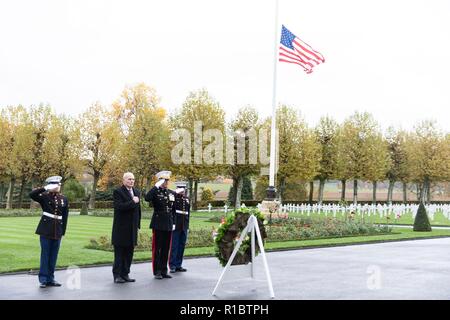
[111,172,141,283]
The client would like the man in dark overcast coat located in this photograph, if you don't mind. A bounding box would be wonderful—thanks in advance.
[112,172,141,283]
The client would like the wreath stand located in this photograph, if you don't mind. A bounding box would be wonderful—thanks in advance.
[212,214,275,298]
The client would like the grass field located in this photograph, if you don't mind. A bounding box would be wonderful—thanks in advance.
[1,214,450,274]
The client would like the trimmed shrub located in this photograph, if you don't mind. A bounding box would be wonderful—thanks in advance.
[241,177,253,200]
[94,189,114,201]
[228,177,254,203]
[413,202,432,232]
[201,188,214,203]
[64,179,86,202]
[80,201,88,216]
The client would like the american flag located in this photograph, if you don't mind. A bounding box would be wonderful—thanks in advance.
[279,25,325,74]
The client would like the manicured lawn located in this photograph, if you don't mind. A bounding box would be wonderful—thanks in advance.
[1,215,450,273]
[0,215,218,273]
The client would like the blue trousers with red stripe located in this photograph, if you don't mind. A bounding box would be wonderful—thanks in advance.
[169,229,187,270]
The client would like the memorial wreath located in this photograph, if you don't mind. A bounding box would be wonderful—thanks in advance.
[214,207,267,267]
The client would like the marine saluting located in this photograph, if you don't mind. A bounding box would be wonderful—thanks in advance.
[29,176,69,289]
[169,181,190,273]
[145,171,176,280]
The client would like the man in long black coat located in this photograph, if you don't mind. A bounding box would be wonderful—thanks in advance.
[112,172,141,283]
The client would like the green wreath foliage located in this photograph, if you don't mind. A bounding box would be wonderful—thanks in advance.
[214,207,267,267]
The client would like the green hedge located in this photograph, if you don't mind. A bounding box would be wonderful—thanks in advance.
[265,217,391,241]
[0,209,41,217]
[86,216,392,253]
[86,229,214,251]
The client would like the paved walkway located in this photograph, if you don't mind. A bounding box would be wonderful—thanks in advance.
[1,237,450,300]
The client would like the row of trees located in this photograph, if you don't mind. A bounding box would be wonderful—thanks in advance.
[1,83,449,210]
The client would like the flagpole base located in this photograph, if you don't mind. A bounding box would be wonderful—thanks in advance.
[265,186,277,201]
[259,186,280,218]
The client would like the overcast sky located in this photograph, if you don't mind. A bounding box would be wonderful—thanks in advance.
[1,0,449,132]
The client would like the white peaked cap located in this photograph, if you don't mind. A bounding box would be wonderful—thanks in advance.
[45,176,62,184]
[155,171,171,180]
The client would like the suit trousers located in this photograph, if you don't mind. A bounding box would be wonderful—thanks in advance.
[39,236,61,284]
[152,230,172,275]
[113,245,134,279]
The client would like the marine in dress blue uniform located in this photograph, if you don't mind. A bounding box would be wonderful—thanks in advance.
[144,171,176,279]
[169,182,190,273]
[29,176,69,288]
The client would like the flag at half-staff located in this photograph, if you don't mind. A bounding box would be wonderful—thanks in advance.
[279,24,325,74]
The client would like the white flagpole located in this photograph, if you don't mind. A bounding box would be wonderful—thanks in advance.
[267,0,280,199]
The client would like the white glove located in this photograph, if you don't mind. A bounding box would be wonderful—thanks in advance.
[44,184,58,191]
[172,224,176,231]
[155,179,165,188]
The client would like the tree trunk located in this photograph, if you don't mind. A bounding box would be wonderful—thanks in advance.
[426,180,431,204]
[420,182,426,204]
[188,178,194,206]
[59,175,67,194]
[230,178,238,206]
[309,181,314,205]
[145,177,152,195]
[6,177,16,210]
[418,181,426,204]
[402,181,407,204]
[235,176,243,209]
[193,180,198,211]
[341,179,346,202]
[353,179,358,205]
[89,172,100,210]
[0,181,5,203]
[416,184,421,202]
[318,178,325,205]
[278,177,286,203]
[387,180,394,204]
[18,177,27,208]
[372,181,377,204]
[29,179,40,209]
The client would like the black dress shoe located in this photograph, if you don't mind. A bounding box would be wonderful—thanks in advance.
[114,277,126,283]
[161,274,172,279]
[39,283,47,288]
[176,267,187,272]
[154,274,163,280]
[122,276,135,282]
[47,281,62,287]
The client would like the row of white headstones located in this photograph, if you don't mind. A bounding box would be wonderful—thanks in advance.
[205,203,450,221]
[276,203,450,221]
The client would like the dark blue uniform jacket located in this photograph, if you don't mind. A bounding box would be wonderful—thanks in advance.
[30,188,69,240]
